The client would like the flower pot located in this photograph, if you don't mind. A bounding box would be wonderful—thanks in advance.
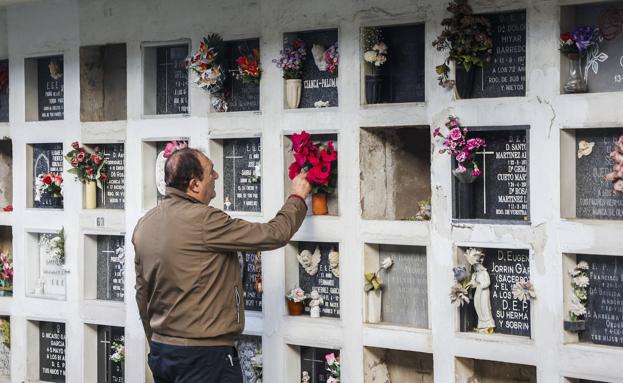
[454,64,475,99]
[85,180,97,209]
[287,300,305,315]
[563,53,588,94]
[365,74,383,104]
[367,289,382,323]
[312,193,329,215]
[453,170,478,219]
[51,194,63,209]
[285,79,302,109]
[564,319,586,332]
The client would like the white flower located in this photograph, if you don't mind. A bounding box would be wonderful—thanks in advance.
[380,257,394,270]
[374,42,388,54]
[449,283,470,306]
[576,261,589,270]
[363,50,378,64]
[573,275,590,288]
[577,140,595,159]
[512,280,536,302]
[568,268,581,277]
[569,295,587,317]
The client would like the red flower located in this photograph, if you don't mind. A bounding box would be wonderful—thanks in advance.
[2,205,12,212]
[71,141,79,150]
[319,141,337,162]
[294,152,308,166]
[291,131,312,152]
[85,167,94,176]
[93,145,101,153]
[307,163,331,185]
[308,149,321,166]
[91,155,102,165]
[99,173,108,182]
[54,175,63,186]
[288,161,301,180]
[76,152,85,162]
[560,32,572,42]
[71,158,78,167]
[43,174,53,185]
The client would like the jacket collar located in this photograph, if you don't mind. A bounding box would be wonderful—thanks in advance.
[165,187,205,204]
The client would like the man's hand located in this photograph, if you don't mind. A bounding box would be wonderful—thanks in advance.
[291,171,311,200]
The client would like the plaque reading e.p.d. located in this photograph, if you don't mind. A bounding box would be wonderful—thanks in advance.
[297,243,340,318]
[575,128,623,220]
[223,138,261,213]
[33,143,64,209]
[156,45,188,114]
[96,235,125,302]
[95,144,125,209]
[38,55,64,120]
[39,321,66,382]
[284,29,338,108]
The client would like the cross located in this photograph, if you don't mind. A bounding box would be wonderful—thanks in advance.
[101,240,116,300]
[475,148,495,215]
[159,57,174,113]
[225,144,243,209]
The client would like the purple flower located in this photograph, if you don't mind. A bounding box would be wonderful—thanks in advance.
[455,164,466,173]
[433,127,441,137]
[571,26,595,52]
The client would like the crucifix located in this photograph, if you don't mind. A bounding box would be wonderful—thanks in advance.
[225,143,243,210]
[158,52,173,113]
[101,239,116,300]
[475,147,495,215]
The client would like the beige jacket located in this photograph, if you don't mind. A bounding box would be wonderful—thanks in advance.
[132,187,307,346]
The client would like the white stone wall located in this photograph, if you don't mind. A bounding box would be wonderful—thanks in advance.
[0,0,621,382]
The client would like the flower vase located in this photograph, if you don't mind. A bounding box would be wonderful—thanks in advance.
[367,289,382,323]
[51,194,63,209]
[287,300,305,315]
[365,74,383,104]
[285,79,302,109]
[85,180,97,209]
[563,54,588,94]
[311,193,329,215]
[453,170,478,219]
[454,64,475,99]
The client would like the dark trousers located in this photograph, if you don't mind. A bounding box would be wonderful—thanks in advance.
[148,341,243,383]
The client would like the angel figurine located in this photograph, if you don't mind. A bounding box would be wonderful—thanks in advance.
[301,371,311,383]
[311,44,327,71]
[328,248,339,277]
[464,248,495,332]
[309,289,323,318]
[297,247,321,276]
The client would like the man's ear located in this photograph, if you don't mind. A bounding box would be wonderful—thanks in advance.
[188,178,200,193]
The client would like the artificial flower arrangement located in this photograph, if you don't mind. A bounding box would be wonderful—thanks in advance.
[235,48,261,84]
[511,280,536,303]
[449,264,471,306]
[324,42,339,75]
[186,34,228,112]
[273,38,307,79]
[250,350,263,382]
[325,352,340,383]
[432,0,493,90]
[364,257,394,292]
[605,135,623,195]
[288,131,337,215]
[566,261,590,331]
[434,116,486,179]
[35,172,63,201]
[0,251,12,293]
[559,26,599,58]
[362,27,388,73]
[42,228,65,266]
[110,338,125,364]
[65,141,108,188]
[286,286,306,315]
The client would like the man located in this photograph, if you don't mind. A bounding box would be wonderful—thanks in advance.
[133,147,310,383]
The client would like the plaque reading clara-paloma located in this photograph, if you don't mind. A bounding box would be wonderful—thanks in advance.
[95,143,125,209]
[458,10,526,99]
[33,143,64,209]
[575,128,623,220]
[96,235,125,302]
[455,126,530,222]
[156,45,188,114]
[297,242,340,318]
[223,138,261,213]
[284,29,338,108]
[38,55,64,120]
[39,321,66,382]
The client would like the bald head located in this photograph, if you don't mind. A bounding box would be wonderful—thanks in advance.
[165,148,206,192]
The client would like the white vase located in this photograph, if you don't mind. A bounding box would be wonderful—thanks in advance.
[367,289,382,323]
[285,79,302,109]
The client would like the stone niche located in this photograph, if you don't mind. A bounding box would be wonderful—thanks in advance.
[360,23,425,105]
[209,137,262,214]
[456,246,532,338]
[142,41,189,116]
[24,55,65,121]
[26,230,66,300]
[84,234,125,302]
[27,320,66,383]
[80,44,127,122]
[220,38,260,113]
[84,324,125,383]
[363,243,428,328]
[560,127,623,220]
[0,226,13,297]
[285,241,340,319]
[141,138,189,210]
[82,142,125,210]
[360,126,430,220]
[455,357,536,383]
[27,143,64,209]
[283,133,339,216]
[285,344,340,383]
[560,2,623,94]
[237,335,262,383]
[0,316,9,380]
[0,140,12,210]
[562,253,623,348]
[0,60,8,122]
[363,347,433,383]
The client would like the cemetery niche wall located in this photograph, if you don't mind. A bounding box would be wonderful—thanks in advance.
[80,44,127,122]
[29,143,64,209]
[25,55,64,121]
[221,38,260,112]
[452,126,529,222]
[360,126,430,220]
[0,140,12,211]
[0,60,7,122]
[143,42,189,115]
[363,348,433,383]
